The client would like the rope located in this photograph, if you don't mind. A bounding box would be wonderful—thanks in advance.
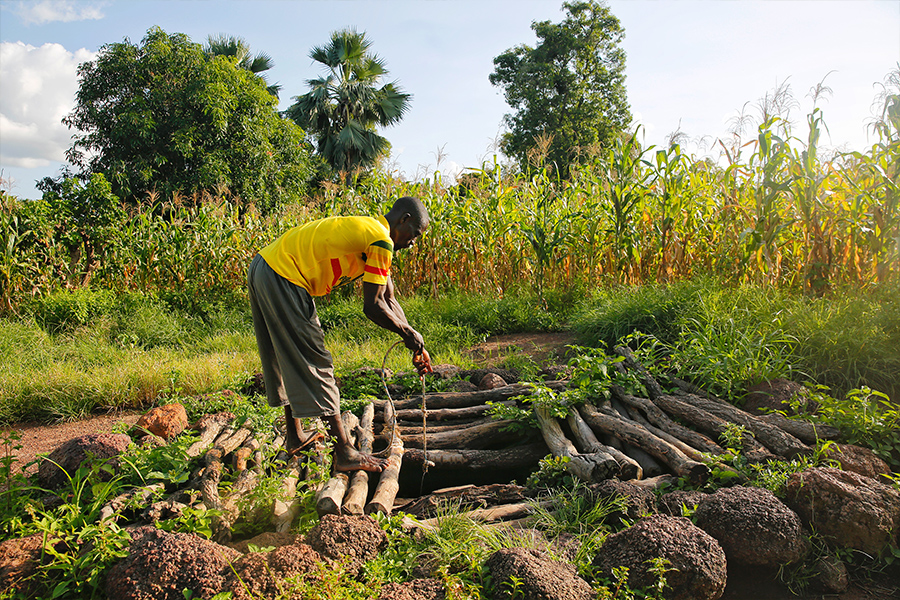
[373,341,429,492]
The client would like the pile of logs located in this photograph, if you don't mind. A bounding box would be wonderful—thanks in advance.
[97,348,843,537]
[313,345,841,520]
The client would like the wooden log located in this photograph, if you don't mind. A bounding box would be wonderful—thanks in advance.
[400,419,523,450]
[316,473,349,516]
[403,442,548,471]
[343,403,375,515]
[609,398,664,477]
[673,390,810,458]
[614,387,725,456]
[200,448,226,541]
[565,410,641,479]
[366,400,404,515]
[671,377,732,405]
[214,426,252,456]
[393,400,516,422]
[99,483,165,522]
[232,437,260,472]
[395,483,539,519]
[379,417,492,435]
[651,393,776,462]
[757,413,841,444]
[580,403,710,485]
[216,467,260,542]
[187,412,234,458]
[621,401,709,463]
[374,381,568,412]
[272,457,301,532]
[534,405,619,482]
[415,500,553,528]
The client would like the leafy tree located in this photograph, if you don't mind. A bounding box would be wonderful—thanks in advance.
[204,33,281,97]
[286,28,411,181]
[43,173,125,286]
[490,0,632,177]
[62,26,311,209]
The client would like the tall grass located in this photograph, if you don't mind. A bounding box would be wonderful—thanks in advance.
[2,78,898,310]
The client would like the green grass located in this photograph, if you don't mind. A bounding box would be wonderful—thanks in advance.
[0,287,574,424]
[3,279,897,424]
[571,278,900,402]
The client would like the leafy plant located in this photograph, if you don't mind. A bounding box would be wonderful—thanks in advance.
[793,385,900,470]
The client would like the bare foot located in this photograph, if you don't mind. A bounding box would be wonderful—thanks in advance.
[333,448,386,473]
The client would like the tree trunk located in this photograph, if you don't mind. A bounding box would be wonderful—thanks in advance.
[673,390,810,458]
[374,381,567,412]
[399,419,524,450]
[757,413,840,444]
[534,405,619,482]
[187,412,234,458]
[580,403,710,485]
[393,400,515,422]
[403,442,548,471]
[614,387,725,455]
[651,393,777,462]
[566,410,642,479]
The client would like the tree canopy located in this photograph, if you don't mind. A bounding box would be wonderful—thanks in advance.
[204,34,281,98]
[285,28,411,180]
[61,26,311,209]
[490,0,632,177]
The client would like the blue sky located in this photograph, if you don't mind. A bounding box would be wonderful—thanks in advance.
[1,0,898,200]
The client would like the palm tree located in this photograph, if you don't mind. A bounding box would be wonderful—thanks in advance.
[286,28,411,179]
[204,34,281,98]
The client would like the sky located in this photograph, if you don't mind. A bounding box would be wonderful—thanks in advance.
[1,0,898,200]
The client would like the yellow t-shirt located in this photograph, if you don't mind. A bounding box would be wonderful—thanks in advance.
[259,215,393,296]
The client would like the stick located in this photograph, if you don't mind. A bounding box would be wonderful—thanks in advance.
[566,410,642,479]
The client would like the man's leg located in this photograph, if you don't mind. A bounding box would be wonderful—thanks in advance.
[283,405,323,451]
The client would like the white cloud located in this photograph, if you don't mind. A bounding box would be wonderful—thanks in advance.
[13,0,105,25]
[0,41,95,168]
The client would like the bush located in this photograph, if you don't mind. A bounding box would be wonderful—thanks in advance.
[29,288,117,333]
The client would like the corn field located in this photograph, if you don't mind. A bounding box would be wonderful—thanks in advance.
[1,92,898,313]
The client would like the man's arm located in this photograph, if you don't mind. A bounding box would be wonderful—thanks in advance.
[363,276,424,352]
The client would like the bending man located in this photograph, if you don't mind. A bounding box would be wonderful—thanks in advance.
[248,196,431,472]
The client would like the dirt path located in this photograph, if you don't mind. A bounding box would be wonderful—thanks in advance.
[4,410,142,476]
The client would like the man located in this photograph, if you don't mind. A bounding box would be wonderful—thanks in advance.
[248,196,431,473]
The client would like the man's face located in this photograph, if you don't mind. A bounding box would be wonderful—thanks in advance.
[394,216,428,250]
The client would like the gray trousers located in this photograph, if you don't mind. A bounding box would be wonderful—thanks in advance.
[247,254,341,418]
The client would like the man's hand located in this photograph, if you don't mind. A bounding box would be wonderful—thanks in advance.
[412,349,433,376]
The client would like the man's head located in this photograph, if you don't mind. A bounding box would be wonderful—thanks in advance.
[385,196,429,250]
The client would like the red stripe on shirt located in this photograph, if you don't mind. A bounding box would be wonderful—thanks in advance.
[365,265,389,277]
[331,258,343,286]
